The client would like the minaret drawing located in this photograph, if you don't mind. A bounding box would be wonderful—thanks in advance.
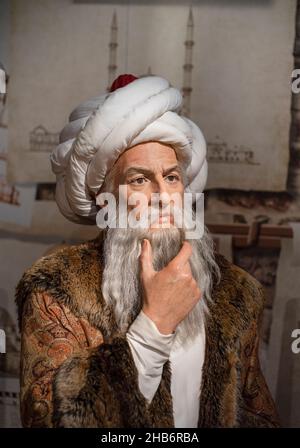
[181,7,194,117]
[287,0,300,197]
[107,11,118,91]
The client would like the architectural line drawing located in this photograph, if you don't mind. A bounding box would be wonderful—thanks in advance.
[107,11,118,91]
[29,126,60,153]
[181,7,194,118]
[207,137,260,165]
[287,0,300,197]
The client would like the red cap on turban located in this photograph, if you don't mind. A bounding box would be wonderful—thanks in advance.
[109,74,138,92]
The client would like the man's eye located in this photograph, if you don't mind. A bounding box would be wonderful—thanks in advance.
[129,177,146,185]
[165,174,180,183]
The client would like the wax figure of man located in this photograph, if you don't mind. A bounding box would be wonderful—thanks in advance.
[16,74,280,428]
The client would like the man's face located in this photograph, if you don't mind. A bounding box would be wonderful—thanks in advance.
[98,143,215,342]
[109,141,185,229]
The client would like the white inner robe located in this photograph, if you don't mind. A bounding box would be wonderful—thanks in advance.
[126,310,206,428]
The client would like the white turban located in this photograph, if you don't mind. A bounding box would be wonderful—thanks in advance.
[50,75,208,225]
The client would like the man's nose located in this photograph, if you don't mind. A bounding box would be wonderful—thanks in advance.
[151,176,168,194]
[150,178,171,207]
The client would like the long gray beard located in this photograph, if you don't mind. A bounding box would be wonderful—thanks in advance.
[101,225,221,350]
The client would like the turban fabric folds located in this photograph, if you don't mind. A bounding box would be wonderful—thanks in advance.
[50,74,208,224]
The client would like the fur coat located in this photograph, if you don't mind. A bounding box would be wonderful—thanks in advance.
[15,235,280,428]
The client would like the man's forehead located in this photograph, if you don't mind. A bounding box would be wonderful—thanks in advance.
[113,141,178,173]
[123,163,181,177]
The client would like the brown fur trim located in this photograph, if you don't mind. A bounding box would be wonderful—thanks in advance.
[15,237,119,341]
[52,336,174,428]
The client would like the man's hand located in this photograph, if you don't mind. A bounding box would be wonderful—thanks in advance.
[139,239,202,335]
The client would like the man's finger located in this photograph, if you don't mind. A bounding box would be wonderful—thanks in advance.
[139,239,155,278]
[168,240,192,271]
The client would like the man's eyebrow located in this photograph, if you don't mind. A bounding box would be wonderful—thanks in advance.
[123,164,182,178]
